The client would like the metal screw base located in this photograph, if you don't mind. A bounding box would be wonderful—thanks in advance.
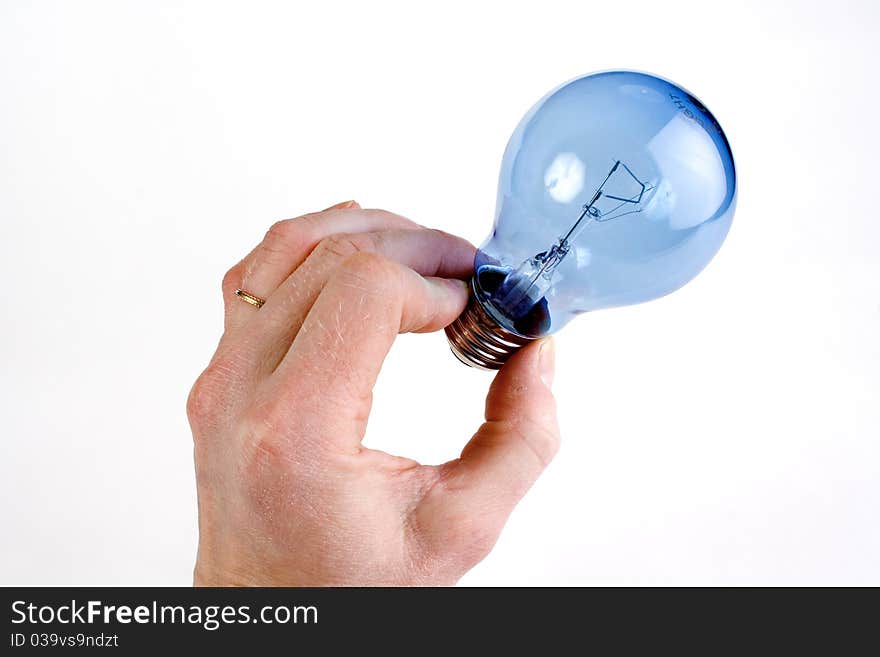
[445,290,534,370]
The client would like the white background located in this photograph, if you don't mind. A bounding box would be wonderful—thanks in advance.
[1,0,878,586]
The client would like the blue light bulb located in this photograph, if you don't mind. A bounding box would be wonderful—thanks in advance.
[446,70,736,369]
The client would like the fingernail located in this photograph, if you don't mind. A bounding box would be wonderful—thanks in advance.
[323,200,360,211]
[437,277,469,299]
[539,338,555,389]
[450,278,469,293]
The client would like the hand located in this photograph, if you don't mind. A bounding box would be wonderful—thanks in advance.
[187,201,560,586]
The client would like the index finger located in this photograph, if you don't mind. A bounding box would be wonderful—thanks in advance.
[264,252,469,447]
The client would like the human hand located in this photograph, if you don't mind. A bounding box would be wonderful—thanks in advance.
[187,202,560,586]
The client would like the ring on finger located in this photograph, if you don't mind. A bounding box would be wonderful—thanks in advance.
[234,289,266,309]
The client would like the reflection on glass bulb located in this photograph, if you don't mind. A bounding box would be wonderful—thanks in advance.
[544,153,586,203]
[446,70,736,369]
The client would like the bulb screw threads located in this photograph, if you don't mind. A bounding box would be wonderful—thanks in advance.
[445,285,535,370]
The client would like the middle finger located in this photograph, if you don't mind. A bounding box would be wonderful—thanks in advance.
[242,227,475,378]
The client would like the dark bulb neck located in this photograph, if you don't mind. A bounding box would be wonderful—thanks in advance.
[445,282,535,370]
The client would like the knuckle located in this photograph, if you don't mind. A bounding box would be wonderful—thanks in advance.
[339,251,397,286]
[313,232,375,261]
[335,252,401,300]
[264,220,291,247]
[186,373,222,429]
[262,218,312,259]
[221,264,243,295]
[509,418,560,469]
[185,358,239,430]
[266,218,296,241]
[237,404,319,489]
[241,428,284,478]
[235,431,296,519]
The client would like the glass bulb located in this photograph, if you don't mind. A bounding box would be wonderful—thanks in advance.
[446,70,736,369]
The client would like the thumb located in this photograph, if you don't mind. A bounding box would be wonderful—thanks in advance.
[425,338,560,561]
[458,337,560,507]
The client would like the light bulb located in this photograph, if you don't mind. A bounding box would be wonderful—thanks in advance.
[446,70,736,369]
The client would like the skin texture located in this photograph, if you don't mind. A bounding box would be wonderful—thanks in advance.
[187,201,560,586]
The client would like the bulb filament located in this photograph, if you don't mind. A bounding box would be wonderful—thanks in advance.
[493,160,653,320]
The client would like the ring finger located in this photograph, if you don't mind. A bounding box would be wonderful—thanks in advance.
[222,203,419,332]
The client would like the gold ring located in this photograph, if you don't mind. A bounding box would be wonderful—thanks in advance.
[235,289,266,309]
